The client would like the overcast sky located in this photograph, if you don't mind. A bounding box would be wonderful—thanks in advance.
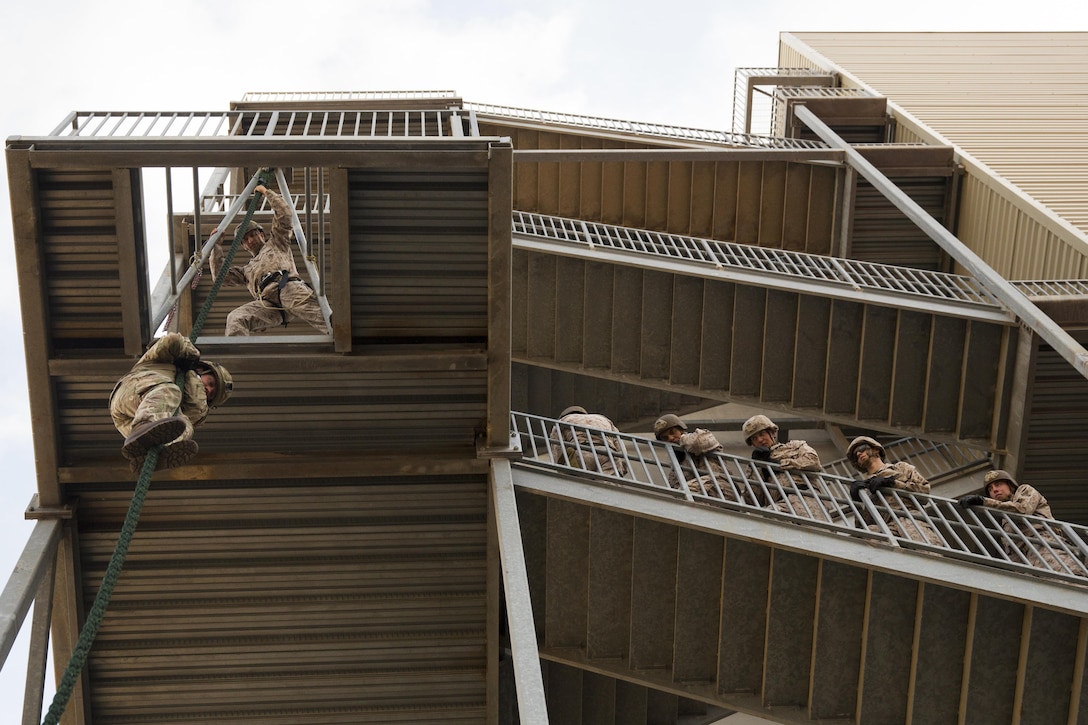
[2,0,1086,718]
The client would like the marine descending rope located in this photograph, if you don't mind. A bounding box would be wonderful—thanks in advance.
[40,172,270,725]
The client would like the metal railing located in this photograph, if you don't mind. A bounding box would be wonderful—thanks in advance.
[732,67,836,136]
[822,437,993,483]
[512,211,1012,320]
[47,109,470,139]
[511,412,1088,585]
[1013,279,1088,297]
[239,90,461,104]
[466,101,826,150]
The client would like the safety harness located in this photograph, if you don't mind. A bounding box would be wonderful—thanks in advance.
[258,269,307,326]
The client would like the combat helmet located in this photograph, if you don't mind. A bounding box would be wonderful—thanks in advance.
[983,469,1019,496]
[559,405,587,418]
[742,415,778,446]
[847,436,885,472]
[195,361,233,408]
[653,414,688,441]
[239,220,264,236]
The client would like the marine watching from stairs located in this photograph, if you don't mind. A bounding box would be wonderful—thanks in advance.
[959,470,1083,573]
[848,436,944,546]
[743,414,829,522]
[654,413,736,500]
[548,406,629,477]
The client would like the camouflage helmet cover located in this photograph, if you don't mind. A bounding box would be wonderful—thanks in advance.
[195,361,233,408]
[847,436,885,471]
[742,415,778,445]
[984,469,1019,495]
[559,405,587,418]
[653,414,688,440]
[239,220,264,236]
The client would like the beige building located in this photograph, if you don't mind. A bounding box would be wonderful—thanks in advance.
[776,31,1088,279]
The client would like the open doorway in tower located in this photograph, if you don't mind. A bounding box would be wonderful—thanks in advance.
[148,165,334,342]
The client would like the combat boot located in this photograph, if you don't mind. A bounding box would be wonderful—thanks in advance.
[158,439,199,470]
[128,439,198,473]
[121,416,187,461]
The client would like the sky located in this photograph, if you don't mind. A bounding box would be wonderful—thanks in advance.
[1,0,1086,719]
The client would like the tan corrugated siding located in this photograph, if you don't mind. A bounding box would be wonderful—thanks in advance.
[780,31,1088,279]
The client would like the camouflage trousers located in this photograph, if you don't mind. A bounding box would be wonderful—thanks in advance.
[774,491,834,522]
[109,379,194,442]
[563,448,629,477]
[683,475,749,503]
[1009,530,1082,574]
[226,281,328,336]
[867,514,943,546]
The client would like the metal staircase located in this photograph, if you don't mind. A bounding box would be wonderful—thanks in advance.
[511,213,1017,448]
[504,414,1088,724]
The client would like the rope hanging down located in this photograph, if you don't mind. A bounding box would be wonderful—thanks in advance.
[41,173,270,725]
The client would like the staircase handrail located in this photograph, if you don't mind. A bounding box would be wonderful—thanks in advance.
[512,211,1015,322]
[465,101,826,150]
[511,411,1088,586]
[822,436,993,483]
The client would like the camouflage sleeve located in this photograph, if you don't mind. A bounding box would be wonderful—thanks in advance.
[985,484,1049,517]
[680,429,722,456]
[180,370,210,428]
[209,242,246,287]
[137,333,200,368]
[772,439,822,471]
[262,186,296,253]
[887,462,930,494]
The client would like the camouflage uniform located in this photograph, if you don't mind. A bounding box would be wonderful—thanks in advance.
[549,411,629,477]
[748,440,831,521]
[982,483,1081,573]
[668,429,748,502]
[210,186,329,336]
[864,462,943,546]
[108,333,208,443]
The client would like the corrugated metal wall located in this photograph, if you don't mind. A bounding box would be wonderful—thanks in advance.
[779,31,1088,280]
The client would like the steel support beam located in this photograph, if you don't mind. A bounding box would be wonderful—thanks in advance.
[329,167,353,353]
[487,142,514,449]
[793,104,1088,380]
[0,519,62,668]
[48,350,488,377]
[512,148,844,163]
[5,148,62,506]
[491,460,549,724]
[21,542,56,725]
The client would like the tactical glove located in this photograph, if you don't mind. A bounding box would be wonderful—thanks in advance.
[850,480,868,501]
[866,476,897,493]
[751,446,772,462]
[958,494,985,507]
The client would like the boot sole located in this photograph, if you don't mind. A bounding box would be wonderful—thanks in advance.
[122,418,187,460]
